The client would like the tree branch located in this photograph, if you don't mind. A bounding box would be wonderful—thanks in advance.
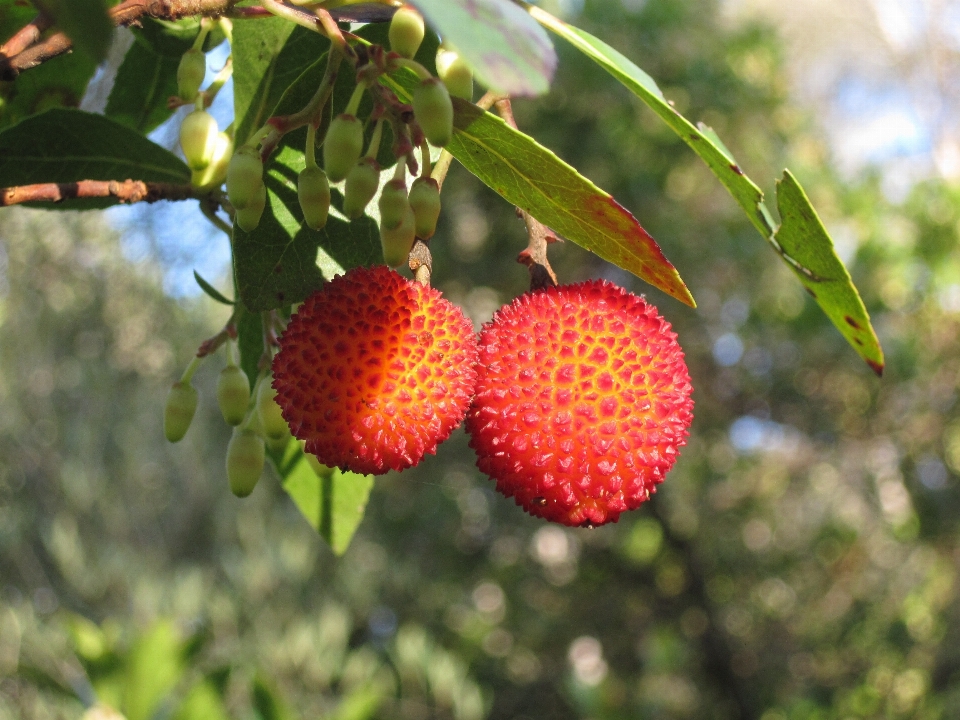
[0,180,203,207]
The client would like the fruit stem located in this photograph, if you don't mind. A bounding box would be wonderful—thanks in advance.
[419,137,432,179]
[200,54,233,110]
[392,157,406,182]
[217,17,233,46]
[192,17,212,52]
[345,82,366,117]
[430,150,453,189]
[392,57,432,81]
[305,123,318,169]
[225,338,238,367]
[364,117,384,160]
[180,355,204,384]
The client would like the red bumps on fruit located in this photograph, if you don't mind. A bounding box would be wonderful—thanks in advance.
[465,280,693,528]
[272,266,479,475]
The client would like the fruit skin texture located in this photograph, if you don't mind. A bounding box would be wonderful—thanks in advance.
[465,280,694,527]
[272,265,479,475]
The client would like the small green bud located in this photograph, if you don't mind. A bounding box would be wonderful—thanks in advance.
[343,158,381,219]
[298,166,331,230]
[216,365,250,426]
[180,109,219,171]
[192,131,233,189]
[235,182,266,233]
[304,451,334,478]
[226,428,264,498]
[323,114,364,183]
[408,176,441,240]
[378,178,409,230]
[257,379,288,440]
[389,5,425,59]
[226,146,264,210]
[177,48,206,102]
[380,206,416,267]
[413,78,453,147]
[164,381,198,443]
[436,48,473,101]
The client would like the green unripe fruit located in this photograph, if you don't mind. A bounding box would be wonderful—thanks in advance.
[257,379,288,440]
[413,78,454,147]
[343,158,381,219]
[180,109,219,171]
[378,178,409,230]
[436,48,473,101]
[304,452,334,478]
[380,205,416,267]
[177,48,206,102]
[216,365,250,426]
[408,177,441,240]
[388,5,425,59]
[235,182,266,233]
[226,428,264,498]
[298,166,331,230]
[226,146,264,210]
[164,381,198,443]
[192,131,233,189]
[323,114,364,183]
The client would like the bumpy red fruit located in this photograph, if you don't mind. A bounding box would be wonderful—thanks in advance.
[465,281,693,527]
[272,265,479,475]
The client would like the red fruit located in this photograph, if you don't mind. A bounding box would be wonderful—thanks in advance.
[272,265,479,475]
[465,280,693,527]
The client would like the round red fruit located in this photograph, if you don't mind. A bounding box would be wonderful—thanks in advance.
[465,280,693,527]
[272,265,479,475]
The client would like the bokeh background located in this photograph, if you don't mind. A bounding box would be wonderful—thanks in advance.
[4,0,960,718]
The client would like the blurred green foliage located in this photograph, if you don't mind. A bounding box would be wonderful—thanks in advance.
[4,0,960,718]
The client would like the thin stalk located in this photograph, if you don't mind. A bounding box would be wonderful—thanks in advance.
[305,123,318,168]
[364,118,385,160]
[180,356,204,383]
[392,57,432,81]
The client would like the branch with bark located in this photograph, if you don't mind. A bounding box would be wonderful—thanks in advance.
[0,180,204,207]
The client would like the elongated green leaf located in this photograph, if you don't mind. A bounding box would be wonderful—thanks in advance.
[1,51,97,130]
[236,308,263,393]
[123,621,184,720]
[0,109,190,208]
[527,5,883,369]
[775,171,884,374]
[410,0,555,96]
[233,22,328,146]
[193,270,233,305]
[279,443,375,556]
[38,0,112,62]
[382,70,692,305]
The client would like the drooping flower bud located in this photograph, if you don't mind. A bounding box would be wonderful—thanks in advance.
[343,158,381,219]
[380,206,416,267]
[257,378,289,440]
[226,428,265,497]
[235,182,266,233]
[408,176,441,240]
[436,47,473,101]
[388,5,425,59]
[413,78,453,147]
[226,146,264,210]
[192,131,233,189]
[216,365,250,426]
[164,381,198,442]
[298,166,331,230]
[378,178,409,230]
[177,48,206,102]
[323,114,364,183]
[180,108,219,171]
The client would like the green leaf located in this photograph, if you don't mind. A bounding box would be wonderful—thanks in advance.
[279,444,375,556]
[122,621,184,720]
[234,144,383,312]
[233,21,328,146]
[253,675,300,720]
[0,109,190,203]
[527,5,884,368]
[105,19,195,134]
[410,0,555,97]
[236,308,263,393]
[774,171,884,375]
[171,680,230,720]
[38,0,113,63]
[193,270,233,305]
[1,51,98,130]
[381,67,692,305]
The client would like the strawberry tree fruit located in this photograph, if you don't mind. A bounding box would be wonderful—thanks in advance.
[216,365,251,426]
[235,182,266,233]
[408,177,441,240]
[226,428,265,498]
[466,281,694,527]
[164,381,198,443]
[226,146,264,210]
[179,108,219,171]
[436,47,473,101]
[271,265,479,475]
[412,78,454,147]
[298,165,331,230]
[257,378,289,440]
[323,114,364,183]
[343,158,381,219]
[176,48,206,102]
[388,4,425,59]
[380,206,417,268]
